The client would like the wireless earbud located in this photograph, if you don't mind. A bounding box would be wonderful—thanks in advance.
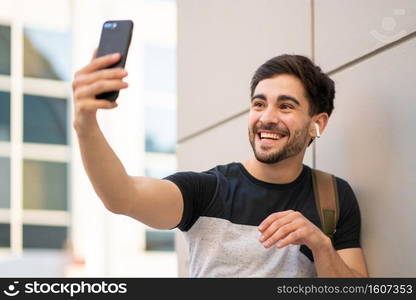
[315,123,320,138]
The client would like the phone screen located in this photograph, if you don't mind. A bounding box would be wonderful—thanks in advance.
[96,20,133,101]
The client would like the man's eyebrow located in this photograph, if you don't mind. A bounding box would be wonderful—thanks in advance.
[277,94,300,106]
[251,94,300,106]
[251,94,267,102]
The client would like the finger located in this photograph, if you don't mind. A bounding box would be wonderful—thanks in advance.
[73,68,127,89]
[262,220,301,248]
[90,48,98,62]
[258,210,294,232]
[276,228,305,248]
[76,99,118,113]
[77,52,121,75]
[259,213,298,243]
[74,80,128,99]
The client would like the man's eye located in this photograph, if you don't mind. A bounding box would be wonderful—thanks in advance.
[253,102,264,107]
[281,104,293,110]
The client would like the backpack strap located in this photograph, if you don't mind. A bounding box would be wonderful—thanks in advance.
[311,169,340,241]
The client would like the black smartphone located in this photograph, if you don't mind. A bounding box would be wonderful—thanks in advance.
[95,20,133,102]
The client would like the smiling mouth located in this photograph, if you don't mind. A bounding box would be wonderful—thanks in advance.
[257,131,287,141]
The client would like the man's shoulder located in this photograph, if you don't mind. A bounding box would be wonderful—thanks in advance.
[333,175,354,195]
[330,174,358,209]
[164,162,240,183]
[206,161,241,174]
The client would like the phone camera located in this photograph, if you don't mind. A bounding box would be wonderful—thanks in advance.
[104,22,118,29]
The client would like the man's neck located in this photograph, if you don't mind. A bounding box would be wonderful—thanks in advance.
[242,156,304,184]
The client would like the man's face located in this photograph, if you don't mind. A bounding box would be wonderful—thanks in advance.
[248,74,313,164]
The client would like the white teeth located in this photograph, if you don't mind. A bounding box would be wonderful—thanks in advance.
[260,132,283,140]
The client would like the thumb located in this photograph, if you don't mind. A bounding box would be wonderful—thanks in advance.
[90,48,98,62]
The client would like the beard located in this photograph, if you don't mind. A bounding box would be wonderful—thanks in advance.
[248,122,310,164]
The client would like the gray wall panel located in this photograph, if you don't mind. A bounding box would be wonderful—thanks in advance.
[316,37,416,276]
[178,0,311,140]
[315,0,416,71]
[176,0,416,277]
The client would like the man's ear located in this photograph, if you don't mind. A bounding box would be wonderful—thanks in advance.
[310,113,329,138]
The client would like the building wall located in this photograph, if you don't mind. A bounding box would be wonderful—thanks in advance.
[0,0,73,275]
[0,0,179,277]
[176,0,416,276]
[71,0,178,277]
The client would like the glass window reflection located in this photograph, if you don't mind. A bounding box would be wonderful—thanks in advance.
[0,223,10,247]
[0,91,10,141]
[145,168,173,179]
[24,27,71,81]
[23,160,67,211]
[0,157,10,209]
[23,225,67,249]
[0,25,11,75]
[145,230,174,252]
[24,94,67,145]
[144,45,176,93]
[145,106,176,153]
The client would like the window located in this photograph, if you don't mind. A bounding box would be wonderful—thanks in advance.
[0,223,10,248]
[24,27,71,81]
[0,91,10,142]
[23,95,68,145]
[20,25,71,251]
[144,45,176,94]
[145,167,173,179]
[145,231,174,251]
[0,157,10,209]
[23,225,67,249]
[0,23,11,253]
[0,25,11,75]
[144,106,176,153]
[0,14,72,255]
[23,160,67,211]
[143,0,177,254]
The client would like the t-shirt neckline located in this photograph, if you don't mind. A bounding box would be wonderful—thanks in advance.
[236,162,310,190]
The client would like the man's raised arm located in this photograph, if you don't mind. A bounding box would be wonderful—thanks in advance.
[72,50,183,229]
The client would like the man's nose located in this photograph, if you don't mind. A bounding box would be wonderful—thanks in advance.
[259,107,279,124]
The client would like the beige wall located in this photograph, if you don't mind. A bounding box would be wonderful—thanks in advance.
[176,0,416,277]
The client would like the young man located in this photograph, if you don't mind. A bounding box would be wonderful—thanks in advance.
[72,52,368,277]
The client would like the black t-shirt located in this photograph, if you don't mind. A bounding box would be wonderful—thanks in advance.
[164,162,361,277]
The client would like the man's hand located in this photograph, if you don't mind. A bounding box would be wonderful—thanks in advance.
[258,210,330,253]
[72,49,129,133]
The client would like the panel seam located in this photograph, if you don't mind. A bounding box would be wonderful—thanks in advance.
[178,29,416,144]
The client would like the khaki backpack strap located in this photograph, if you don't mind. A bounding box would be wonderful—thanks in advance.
[311,169,339,241]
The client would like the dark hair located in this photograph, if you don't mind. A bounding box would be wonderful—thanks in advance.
[250,54,335,117]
